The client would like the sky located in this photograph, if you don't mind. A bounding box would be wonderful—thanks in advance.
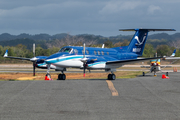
[0,0,179,36]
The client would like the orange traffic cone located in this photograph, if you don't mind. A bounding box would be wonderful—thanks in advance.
[45,75,50,80]
[45,74,53,80]
[162,74,169,79]
[173,67,177,72]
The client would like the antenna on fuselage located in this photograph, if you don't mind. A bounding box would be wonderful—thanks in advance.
[102,44,104,48]
[33,43,35,57]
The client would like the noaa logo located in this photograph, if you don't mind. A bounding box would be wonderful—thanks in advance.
[135,34,147,46]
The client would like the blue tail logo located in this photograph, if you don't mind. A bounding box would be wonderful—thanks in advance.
[134,33,147,46]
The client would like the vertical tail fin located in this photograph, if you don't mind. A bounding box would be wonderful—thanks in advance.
[119,29,175,57]
[127,29,148,56]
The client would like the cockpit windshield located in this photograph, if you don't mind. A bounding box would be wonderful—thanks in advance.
[59,48,72,53]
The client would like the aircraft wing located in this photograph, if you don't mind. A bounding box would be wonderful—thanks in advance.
[163,57,180,60]
[106,57,163,66]
[4,56,31,60]
[141,66,150,68]
[3,50,31,61]
[160,65,172,68]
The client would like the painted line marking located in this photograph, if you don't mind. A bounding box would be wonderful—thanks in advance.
[16,76,41,80]
[106,80,119,96]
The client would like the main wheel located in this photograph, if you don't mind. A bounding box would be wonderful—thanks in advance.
[58,74,62,80]
[166,72,169,76]
[111,74,116,80]
[62,74,66,80]
[108,74,112,80]
[142,72,145,76]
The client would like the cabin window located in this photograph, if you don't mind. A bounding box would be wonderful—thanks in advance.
[74,49,78,54]
[86,50,89,54]
[94,51,96,55]
[59,48,72,53]
[107,52,109,55]
[98,51,100,55]
[101,51,104,55]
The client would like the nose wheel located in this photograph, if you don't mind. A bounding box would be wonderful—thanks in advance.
[58,74,66,80]
[108,74,116,80]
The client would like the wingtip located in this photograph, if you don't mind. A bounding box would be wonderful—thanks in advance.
[3,50,8,57]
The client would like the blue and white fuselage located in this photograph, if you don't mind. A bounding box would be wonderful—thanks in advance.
[45,46,138,70]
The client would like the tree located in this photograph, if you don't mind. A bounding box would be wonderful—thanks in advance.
[104,40,114,48]
[8,47,14,56]
[121,40,129,46]
[156,45,171,56]
[143,44,155,57]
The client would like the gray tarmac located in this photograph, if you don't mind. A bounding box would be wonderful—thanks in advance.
[0,72,180,120]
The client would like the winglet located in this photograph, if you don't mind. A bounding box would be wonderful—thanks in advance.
[170,49,176,57]
[3,50,8,57]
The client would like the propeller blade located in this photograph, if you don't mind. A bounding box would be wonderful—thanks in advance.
[83,43,86,77]
[33,61,36,76]
[83,63,86,77]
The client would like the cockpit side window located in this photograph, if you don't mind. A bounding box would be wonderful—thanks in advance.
[59,48,72,53]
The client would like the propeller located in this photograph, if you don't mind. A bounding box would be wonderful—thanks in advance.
[30,57,38,76]
[80,43,88,77]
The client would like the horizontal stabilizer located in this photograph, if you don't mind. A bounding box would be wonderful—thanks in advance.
[119,28,176,32]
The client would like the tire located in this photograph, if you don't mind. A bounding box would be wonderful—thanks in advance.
[111,74,116,80]
[108,74,112,80]
[62,74,66,80]
[46,73,51,78]
[166,72,169,76]
[142,72,145,76]
[58,74,62,80]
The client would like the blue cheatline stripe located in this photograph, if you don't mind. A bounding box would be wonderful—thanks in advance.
[46,56,83,64]
[37,62,46,66]
[88,62,106,67]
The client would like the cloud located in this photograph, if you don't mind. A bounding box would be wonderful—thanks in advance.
[0,0,178,36]
[99,1,142,14]
[147,5,161,14]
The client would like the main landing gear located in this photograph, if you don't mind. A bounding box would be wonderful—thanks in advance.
[107,73,116,80]
[57,71,66,80]
[58,73,66,80]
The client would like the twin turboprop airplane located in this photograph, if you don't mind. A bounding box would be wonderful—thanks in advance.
[44,28,175,80]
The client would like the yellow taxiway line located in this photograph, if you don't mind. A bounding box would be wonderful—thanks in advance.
[106,80,119,96]
[16,76,41,80]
